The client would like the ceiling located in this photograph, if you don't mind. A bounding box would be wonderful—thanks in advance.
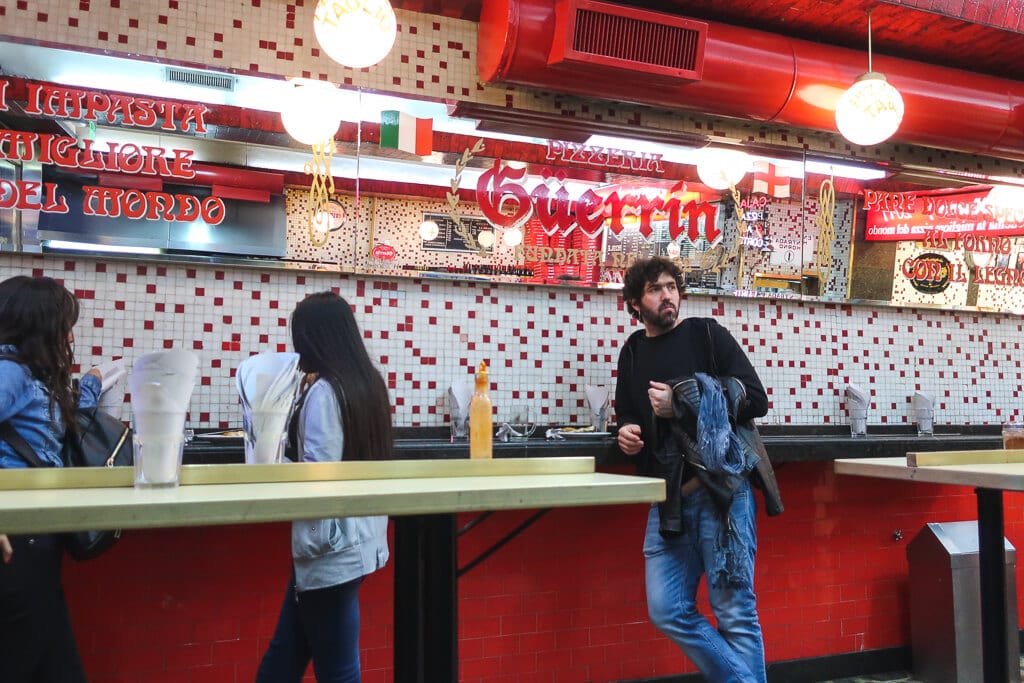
[3,0,1022,192]
[393,0,1024,82]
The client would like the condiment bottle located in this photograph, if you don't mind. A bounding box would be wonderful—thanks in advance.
[469,361,493,459]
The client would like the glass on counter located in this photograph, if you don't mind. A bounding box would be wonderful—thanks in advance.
[1003,423,1024,450]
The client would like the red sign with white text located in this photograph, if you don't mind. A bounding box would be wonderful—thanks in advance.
[864,187,1024,241]
[371,243,397,260]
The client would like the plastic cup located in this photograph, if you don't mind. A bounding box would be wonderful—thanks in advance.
[1003,423,1024,450]
[507,405,536,440]
[133,434,184,488]
[849,407,867,438]
[132,409,187,437]
[450,413,469,440]
[914,409,934,437]
[245,432,288,464]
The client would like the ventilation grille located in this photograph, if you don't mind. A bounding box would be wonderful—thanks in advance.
[550,0,706,81]
[165,67,236,91]
[573,10,702,71]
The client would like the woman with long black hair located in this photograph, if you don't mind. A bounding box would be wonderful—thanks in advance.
[0,275,103,683]
[256,291,393,683]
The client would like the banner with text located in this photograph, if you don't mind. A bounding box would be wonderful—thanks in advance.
[864,187,1024,241]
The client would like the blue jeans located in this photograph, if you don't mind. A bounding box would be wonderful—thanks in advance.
[255,574,364,683]
[643,481,766,683]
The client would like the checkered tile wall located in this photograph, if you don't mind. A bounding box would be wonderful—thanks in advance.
[2,253,1020,430]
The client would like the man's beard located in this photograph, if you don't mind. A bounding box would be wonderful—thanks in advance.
[639,300,678,332]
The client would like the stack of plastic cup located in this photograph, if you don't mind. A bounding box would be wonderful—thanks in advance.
[129,350,199,487]
[237,352,302,464]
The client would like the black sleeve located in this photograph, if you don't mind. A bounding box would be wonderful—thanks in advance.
[710,319,768,420]
[614,332,640,428]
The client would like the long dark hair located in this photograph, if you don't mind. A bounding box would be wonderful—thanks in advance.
[291,291,393,461]
[0,275,80,432]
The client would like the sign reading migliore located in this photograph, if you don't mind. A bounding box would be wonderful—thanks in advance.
[0,78,225,225]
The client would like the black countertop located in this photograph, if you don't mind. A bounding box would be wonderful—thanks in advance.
[184,425,1003,466]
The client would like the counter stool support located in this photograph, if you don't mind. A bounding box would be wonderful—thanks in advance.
[393,513,458,683]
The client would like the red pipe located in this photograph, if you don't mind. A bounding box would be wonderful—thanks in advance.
[190,163,284,194]
[478,0,1024,159]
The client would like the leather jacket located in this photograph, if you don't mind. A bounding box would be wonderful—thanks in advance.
[652,375,783,537]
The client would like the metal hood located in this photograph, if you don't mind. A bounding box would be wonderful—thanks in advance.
[477,0,1024,160]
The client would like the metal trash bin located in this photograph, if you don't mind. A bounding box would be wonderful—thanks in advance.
[907,521,1020,683]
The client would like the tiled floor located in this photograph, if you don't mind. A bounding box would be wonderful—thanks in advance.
[816,656,1024,682]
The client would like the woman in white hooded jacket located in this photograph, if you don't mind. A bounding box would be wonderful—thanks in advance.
[255,292,393,683]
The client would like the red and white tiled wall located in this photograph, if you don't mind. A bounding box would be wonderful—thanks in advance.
[2,252,1021,430]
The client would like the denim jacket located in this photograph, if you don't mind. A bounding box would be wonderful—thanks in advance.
[290,378,389,592]
[0,344,101,469]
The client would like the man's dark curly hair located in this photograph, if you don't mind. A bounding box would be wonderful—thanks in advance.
[622,256,685,321]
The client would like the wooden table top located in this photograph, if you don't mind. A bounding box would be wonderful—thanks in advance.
[835,453,1024,492]
[0,457,665,534]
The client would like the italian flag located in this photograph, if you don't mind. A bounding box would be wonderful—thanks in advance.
[380,110,433,156]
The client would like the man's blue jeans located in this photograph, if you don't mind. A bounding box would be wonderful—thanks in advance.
[643,480,766,683]
[255,574,364,683]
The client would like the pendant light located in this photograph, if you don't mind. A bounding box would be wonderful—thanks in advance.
[314,0,397,70]
[695,148,750,190]
[835,10,904,147]
[279,79,343,247]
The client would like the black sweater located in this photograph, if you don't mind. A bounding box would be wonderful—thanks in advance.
[614,317,768,476]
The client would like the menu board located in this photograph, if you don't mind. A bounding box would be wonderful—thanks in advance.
[420,213,493,253]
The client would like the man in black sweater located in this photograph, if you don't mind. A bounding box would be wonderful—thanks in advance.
[615,256,769,683]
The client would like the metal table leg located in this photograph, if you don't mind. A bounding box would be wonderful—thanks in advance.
[393,514,458,683]
[976,487,1009,683]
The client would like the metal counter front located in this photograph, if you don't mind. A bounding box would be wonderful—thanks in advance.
[0,457,664,683]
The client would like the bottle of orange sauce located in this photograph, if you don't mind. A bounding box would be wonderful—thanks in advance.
[469,361,493,459]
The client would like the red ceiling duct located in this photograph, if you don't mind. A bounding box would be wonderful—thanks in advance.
[478,0,1024,160]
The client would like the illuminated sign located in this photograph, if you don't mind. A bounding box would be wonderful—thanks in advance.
[0,78,225,225]
[475,160,720,245]
[864,188,1024,241]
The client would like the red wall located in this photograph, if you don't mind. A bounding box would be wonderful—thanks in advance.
[62,462,1024,682]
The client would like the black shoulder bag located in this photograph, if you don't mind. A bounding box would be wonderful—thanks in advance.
[0,358,132,560]
[0,415,130,560]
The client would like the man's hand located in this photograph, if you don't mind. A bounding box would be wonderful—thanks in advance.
[617,423,644,456]
[1,534,11,564]
[648,381,674,418]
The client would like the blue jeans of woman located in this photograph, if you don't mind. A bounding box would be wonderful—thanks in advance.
[643,480,766,683]
[255,574,364,683]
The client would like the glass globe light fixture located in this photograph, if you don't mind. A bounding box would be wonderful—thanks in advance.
[695,148,750,190]
[834,9,904,147]
[314,0,397,70]
[477,230,495,248]
[835,73,904,146]
[503,226,523,247]
[418,220,439,241]
[280,80,342,146]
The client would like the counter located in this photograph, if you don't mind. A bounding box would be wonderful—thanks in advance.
[183,425,1004,465]
[0,456,663,683]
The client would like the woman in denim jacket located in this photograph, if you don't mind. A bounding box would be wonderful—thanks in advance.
[0,275,102,683]
[256,292,393,683]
